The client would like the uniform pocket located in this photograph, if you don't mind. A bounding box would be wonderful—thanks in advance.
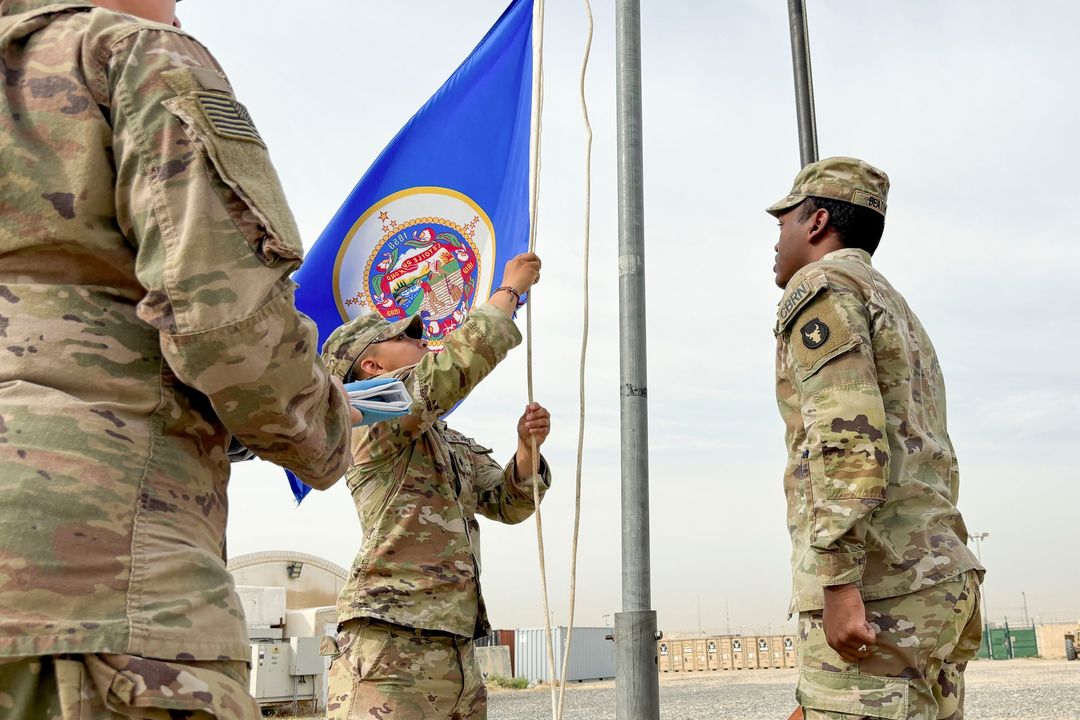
[162,88,303,268]
[347,624,394,682]
[444,436,478,495]
[796,667,910,719]
[82,654,257,719]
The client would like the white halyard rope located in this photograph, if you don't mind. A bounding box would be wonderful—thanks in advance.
[526,0,592,717]
[555,0,592,717]
[525,2,559,719]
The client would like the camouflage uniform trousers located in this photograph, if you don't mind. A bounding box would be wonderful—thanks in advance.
[0,654,259,719]
[326,618,486,720]
[797,570,983,720]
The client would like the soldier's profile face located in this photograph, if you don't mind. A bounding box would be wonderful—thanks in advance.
[369,335,430,373]
[774,206,811,289]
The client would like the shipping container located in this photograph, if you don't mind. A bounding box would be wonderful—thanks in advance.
[657,639,672,672]
[681,640,695,671]
[669,639,685,671]
[748,637,763,669]
[768,636,786,668]
[782,635,798,668]
[514,627,615,684]
[692,639,710,672]
[731,636,747,670]
[745,636,759,669]
[706,638,721,671]
[754,637,779,669]
[718,636,735,670]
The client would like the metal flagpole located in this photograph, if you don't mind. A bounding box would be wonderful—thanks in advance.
[615,1,659,719]
[787,0,819,166]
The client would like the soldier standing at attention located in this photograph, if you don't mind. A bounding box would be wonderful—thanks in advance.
[769,157,985,720]
[0,0,358,716]
[320,252,550,720]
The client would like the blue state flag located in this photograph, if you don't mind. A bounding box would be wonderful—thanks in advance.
[286,0,536,502]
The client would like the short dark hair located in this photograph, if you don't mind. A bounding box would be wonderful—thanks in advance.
[797,196,885,255]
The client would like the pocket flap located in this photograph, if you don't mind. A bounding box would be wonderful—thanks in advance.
[320,634,339,656]
[796,667,910,719]
[83,654,252,718]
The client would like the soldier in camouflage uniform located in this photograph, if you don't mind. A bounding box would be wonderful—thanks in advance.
[0,0,357,716]
[769,158,985,720]
[320,253,551,720]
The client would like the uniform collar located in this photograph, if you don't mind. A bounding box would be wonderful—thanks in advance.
[821,247,873,266]
[1,0,92,17]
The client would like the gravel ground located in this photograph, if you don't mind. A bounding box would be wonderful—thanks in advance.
[486,659,1080,720]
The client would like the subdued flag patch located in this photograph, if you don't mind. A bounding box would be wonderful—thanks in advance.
[196,92,265,147]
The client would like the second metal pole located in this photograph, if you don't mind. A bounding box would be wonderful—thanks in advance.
[615,0,659,718]
[787,0,819,166]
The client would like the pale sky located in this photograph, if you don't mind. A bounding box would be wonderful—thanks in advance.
[182,1,1080,635]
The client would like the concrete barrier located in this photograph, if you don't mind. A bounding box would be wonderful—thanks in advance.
[476,645,513,679]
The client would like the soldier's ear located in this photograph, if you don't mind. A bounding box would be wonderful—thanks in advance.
[359,356,384,378]
[808,208,830,243]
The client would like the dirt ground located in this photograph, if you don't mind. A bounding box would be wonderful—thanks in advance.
[484,658,1079,720]
[281,658,1079,719]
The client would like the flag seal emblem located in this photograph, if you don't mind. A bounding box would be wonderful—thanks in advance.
[332,187,496,349]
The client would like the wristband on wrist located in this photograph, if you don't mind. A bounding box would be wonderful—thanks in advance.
[494,285,522,304]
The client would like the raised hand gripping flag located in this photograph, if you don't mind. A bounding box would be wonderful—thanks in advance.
[287,0,535,502]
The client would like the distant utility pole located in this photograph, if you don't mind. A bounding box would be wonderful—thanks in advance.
[1021,592,1030,627]
[970,532,991,657]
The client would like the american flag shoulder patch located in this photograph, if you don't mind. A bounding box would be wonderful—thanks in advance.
[196,91,266,148]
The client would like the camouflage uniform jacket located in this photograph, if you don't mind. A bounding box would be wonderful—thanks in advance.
[338,304,550,639]
[775,248,982,614]
[0,0,351,661]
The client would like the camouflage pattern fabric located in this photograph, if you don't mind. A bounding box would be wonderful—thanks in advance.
[767,156,890,218]
[0,654,259,719]
[796,570,982,720]
[325,618,485,720]
[0,0,350,663]
[775,248,983,614]
[325,303,550,639]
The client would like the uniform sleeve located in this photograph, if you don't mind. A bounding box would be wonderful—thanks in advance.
[106,28,350,488]
[786,270,889,587]
[352,303,522,469]
[472,447,551,525]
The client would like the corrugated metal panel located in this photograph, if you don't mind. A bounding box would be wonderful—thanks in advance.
[514,627,615,683]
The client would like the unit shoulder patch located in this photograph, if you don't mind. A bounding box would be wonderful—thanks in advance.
[788,291,857,376]
[799,318,830,349]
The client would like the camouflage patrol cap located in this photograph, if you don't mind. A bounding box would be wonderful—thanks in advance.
[321,313,424,381]
[766,156,889,218]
